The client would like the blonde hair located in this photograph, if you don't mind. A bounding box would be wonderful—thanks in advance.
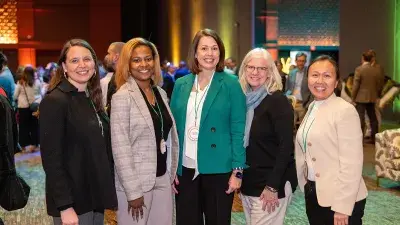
[238,48,282,93]
[115,37,163,90]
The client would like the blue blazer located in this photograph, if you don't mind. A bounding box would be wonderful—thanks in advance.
[170,71,246,175]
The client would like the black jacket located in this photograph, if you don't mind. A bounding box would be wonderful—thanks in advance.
[39,79,117,216]
[241,91,298,199]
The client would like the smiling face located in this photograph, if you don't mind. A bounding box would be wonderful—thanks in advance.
[195,36,220,71]
[129,45,154,82]
[308,60,338,101]
[62,46,96,88]
[245,56,270,91]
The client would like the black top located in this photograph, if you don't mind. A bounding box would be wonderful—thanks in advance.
[241,91,298,199]
[140,87,172,177]
[39,78,117,216]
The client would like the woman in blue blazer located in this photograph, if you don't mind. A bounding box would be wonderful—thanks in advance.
[170,29,246,225]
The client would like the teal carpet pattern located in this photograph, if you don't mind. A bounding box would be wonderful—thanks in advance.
[1,151,400,225]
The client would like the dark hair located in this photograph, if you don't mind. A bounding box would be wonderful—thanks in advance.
[274,60,282,66]
[0,52,7,71]
[307,55,340,80]
[295,52,307,61]
[22,66,35,87]
[49,39,103,112]
[187,29,225,74]
[362,51,373,62]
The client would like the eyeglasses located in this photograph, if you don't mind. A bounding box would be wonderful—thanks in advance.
[245,65,268,73]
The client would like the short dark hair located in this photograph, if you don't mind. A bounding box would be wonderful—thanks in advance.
[0,52,7,71]
[187,29,225,74]
[362,51,373,62]
[295,52,307,61]
[307,55,340,80]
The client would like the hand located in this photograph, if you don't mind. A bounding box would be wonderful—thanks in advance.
[60,207,79,225]
[260,188,279,213]
[334,212,349,225]
[172,176,179,194]
[128,196,146,222]
[225,172,242,194]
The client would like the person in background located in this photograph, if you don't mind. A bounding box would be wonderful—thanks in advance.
[101,42,125,110]
[111,37,179,225]
[296,55,367,225]
[174,61,190,80]
[352,51,384,143]
[170,28,246,225]
[275,60,287,91]
[0,52,15,102]
[40,39,117,225]
[161,63,176,99]
[239,48,297,225]
[13,67,41,153]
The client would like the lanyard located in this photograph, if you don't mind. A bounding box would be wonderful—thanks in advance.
[147,88,164,139]
[88,96,104,137]
[300,103,316,153]
[193,73,214,126]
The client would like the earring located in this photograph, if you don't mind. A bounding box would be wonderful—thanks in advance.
[64,71,67,78]
[93,70,96,77]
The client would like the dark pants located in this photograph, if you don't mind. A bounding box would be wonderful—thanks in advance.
[304,181,366,225]
[18,108,39,147]
[355,103,378,142]
[175,167,234,225]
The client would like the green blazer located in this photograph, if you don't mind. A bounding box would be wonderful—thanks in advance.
[170,71,246,175]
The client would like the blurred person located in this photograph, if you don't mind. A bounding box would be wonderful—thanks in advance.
[101,42,125,111]
[162,63,176,98]
[352,51,385,143]
[170,29,246,225]
[296,55,367,225]
[239,48,297,225]
[40,39,117,225]
[275,60,287,91]
[224,57,237,75]
[0,52,15,102]
[174,61,190,80]
[111,37,179,225]
[13,66,41,153]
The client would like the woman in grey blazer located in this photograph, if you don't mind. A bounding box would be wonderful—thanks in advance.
[110,38,179,225]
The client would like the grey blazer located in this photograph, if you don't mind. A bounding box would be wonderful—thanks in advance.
[110,76,179,201]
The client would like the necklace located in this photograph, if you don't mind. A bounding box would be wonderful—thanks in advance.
[146,87,166,154]
[86,89,104,137]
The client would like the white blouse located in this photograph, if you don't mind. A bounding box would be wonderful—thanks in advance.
[296,99,325,181]
[182,74,213,179]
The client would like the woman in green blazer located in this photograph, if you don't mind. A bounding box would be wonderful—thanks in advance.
[170,29,246,225]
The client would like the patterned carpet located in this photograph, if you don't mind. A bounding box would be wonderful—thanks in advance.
[1,145,400,225]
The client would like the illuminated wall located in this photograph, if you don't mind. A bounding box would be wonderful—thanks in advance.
[0,0,18,44]
[394,0,400,112]
[169,0,181,66]
[217,0,234,58]
[191,0,203,38]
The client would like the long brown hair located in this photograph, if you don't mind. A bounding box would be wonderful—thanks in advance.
[22,66,35,87]
[187,29,225,74]
[49,39,103,112]
[115,37,163,90]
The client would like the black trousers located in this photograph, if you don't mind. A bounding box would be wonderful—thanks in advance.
[355,102,378,141]
[304,181,366,225]
[175,167,234,225]
[18,108,39,147]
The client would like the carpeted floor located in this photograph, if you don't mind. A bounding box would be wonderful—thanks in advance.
[1,144,400,225]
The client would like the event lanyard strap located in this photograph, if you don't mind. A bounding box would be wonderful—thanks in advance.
[193,73,214,126]
[148,88,164,139]
[301,103,316,153]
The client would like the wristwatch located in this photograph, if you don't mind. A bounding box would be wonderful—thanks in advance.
[235,171,243,179]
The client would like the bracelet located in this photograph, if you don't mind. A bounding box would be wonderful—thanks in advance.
[233,167,244,171]
[264,186,278,193]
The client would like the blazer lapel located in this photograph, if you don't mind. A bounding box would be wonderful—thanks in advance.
[127,77,155,137]
[178,74,195,129]
[200,72,223,126]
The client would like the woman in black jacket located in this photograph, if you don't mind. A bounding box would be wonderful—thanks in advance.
[239,48,297,225]
[40,39,117,225]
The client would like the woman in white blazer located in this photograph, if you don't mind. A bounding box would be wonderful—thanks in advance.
[110,38,179,225]
[295,55,367,225]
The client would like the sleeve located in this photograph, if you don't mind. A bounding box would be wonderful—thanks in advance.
[110,93,143,201]
[39,93,74,209]
[265,94,295,190]
[331,104,364,216]
[229,79,246,169]
[285,71,294,95]
[351,68,361,101]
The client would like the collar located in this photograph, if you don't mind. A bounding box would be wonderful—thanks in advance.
[55,78,79,93]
